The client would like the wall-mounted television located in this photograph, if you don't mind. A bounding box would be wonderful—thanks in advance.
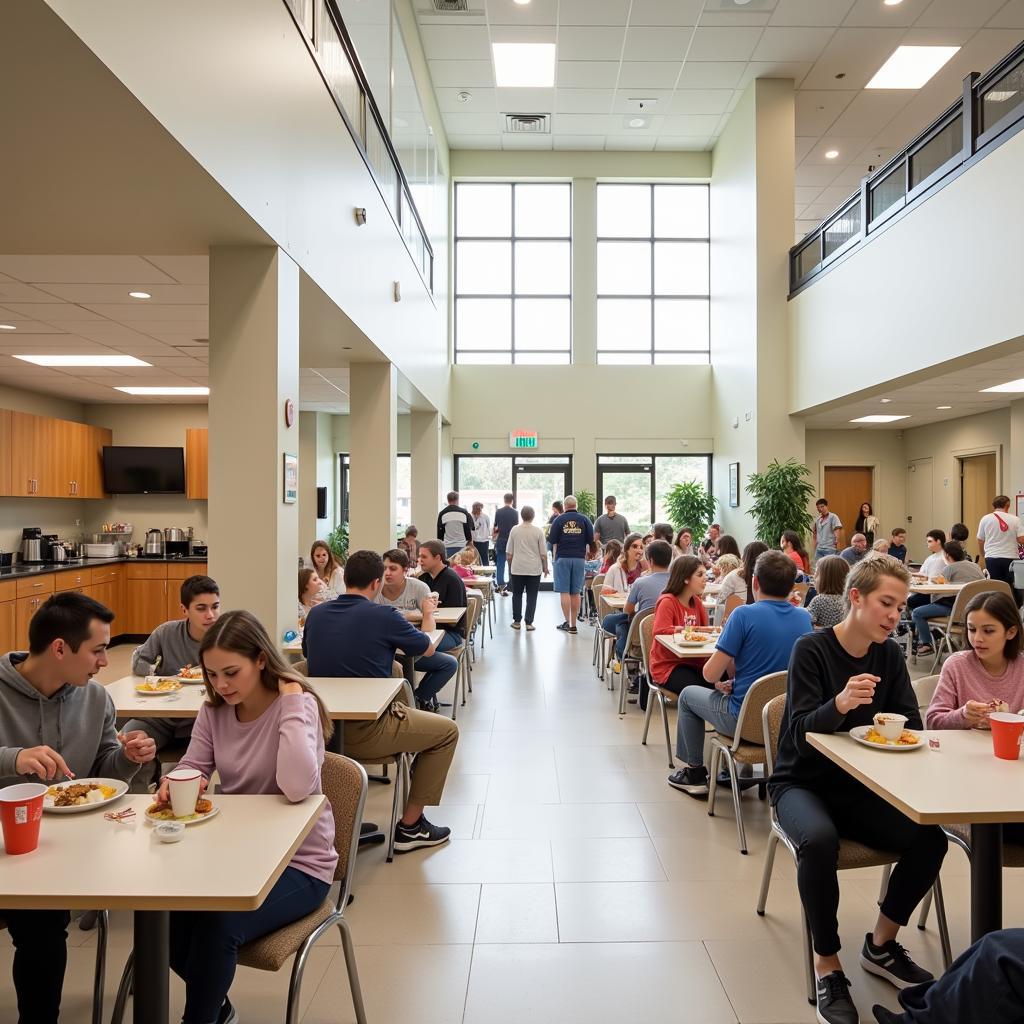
[102,446,185,494]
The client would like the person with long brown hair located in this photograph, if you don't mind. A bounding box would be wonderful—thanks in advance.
[155,610,336,1024]
[310,539,345,597]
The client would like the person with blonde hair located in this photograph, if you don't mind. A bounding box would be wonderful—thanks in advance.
[309,539,345,597]
[298,567,327,625]
[769,557,947,1024]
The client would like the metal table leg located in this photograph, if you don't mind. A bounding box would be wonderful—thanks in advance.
[970,822,1003,942]
[133,910,169,1024]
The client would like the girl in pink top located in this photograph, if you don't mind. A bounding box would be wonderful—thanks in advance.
[158,610,337,1024]
[927,591,1024,730]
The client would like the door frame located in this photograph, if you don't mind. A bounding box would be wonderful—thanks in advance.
[818,461,880,531]
[453,454,574,511]
[954,445,1003,521]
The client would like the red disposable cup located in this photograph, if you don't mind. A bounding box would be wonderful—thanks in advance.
[990,713,1024,760]
[0,783,48,855]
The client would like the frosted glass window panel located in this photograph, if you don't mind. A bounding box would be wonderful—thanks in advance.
[457,242,512,294]
[654,299,710,351]
[654,242,709,295]
[457,351,513,365]
[598,351,652,365]
[516,351,571,365]
[515,184,571,237]
[597,185,651,238]
[515,299,571,351]
[515,241,571,295]
[654,351,710,365]
[336,0,390,126]
[597,242,651,295]
[457,299,512,351]
[654,185,709,238]
[457,184,512,237]
[597,298,651,351]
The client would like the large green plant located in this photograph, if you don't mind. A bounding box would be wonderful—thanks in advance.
[575,489,596,521]
[663,481,717,537]
[326,522,349,562]
[745,458,816,547]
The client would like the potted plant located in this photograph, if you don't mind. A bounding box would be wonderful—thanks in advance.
[575,489,597,521]
[745,458,816,548]
[663,480,717,538]
[326,522,348,562]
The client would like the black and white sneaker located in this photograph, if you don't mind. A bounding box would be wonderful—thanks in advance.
[416,696,441,713]
[871,1006,907,1024]
[667,766,709,797]
[218,998,239,1024]
[860,934,933,989]
[511,621,522,630]
[815,971,858,1024]
[567,625,578,634]
[557,621,571,631]
[393,815,451,853]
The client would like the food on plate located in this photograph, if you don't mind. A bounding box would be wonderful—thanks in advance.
[137,678,182,693]
[931,575,946,584]
[872,711,908,740]
[682,628,717,643]
[178,664,204,681]
[863,727,919,746]
[46,782,117,807]
[146,796,213,821]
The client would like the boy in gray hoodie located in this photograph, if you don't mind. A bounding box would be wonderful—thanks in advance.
[0,591,156,1024]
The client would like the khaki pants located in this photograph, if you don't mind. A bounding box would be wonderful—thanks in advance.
[344,701,458,807]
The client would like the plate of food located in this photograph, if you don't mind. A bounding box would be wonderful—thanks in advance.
[849,724,926,751]
[144,797,219,826]
[137,677,183,695]
[176,664,205,683]
[44,778,129,813]
[674,628,719,647]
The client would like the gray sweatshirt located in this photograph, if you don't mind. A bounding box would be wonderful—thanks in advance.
[131,619,202,676]
[0,653,140,788]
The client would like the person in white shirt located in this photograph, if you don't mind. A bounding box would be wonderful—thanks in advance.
[309,540,345,597]
[471,501,492,567]
[978,495,1024,606]
[904,530,948,637]
[505,506,549,630]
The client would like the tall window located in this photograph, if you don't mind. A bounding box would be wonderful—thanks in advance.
[596,184,710,365]
[338,453,411,530]
[597,454,712,534]
[454,182,572,365]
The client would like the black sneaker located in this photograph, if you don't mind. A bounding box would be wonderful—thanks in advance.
[416,696,441,713]
[393,815,451,853]
[860,934,933,989]
[218,999,238,1024]
[816,971,858,1024]
[871,1007,907,1024]
[557,621,571,631]
[567,625,578,634]
[667,766,709,797]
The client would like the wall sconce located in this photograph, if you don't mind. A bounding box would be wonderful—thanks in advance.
[354,207,367,225]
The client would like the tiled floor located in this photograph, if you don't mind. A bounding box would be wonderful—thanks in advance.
[0,597,1012,1022]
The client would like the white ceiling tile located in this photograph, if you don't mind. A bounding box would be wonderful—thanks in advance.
[795,163,843,186]
[495,87,555,111]
[795,219,819,239]
[616,61,683,88]
[435,87,497,112]
[120,323,210,340]
[676,61,747,88]
[556,61,621,87]
[986,0,1024,28]
[825,89,916,137]
[499,134,554,149]
[427,60,495,88]
[418,25,492,61]
[621,26,695,61]
[559,0,630,25]
[688,27,765,62]
[627,0,704,26]
[552,112,615,133]
[915,0,1005,28]
[556,26,627,61]
[653,135,712,151]
[668,89,735,115]
[439,111,502,133]
[768,0,855,26]
[851,140,899,167]
[603,135,658,151]
[0,282,73,303]
[38,284,209,305]
[663,114,723,134]
[800,27,906,90]
[556,89,615,113]
[609,89,671,113]
[698,12,772,27]
[489,24,556,44]
[447,134,502,149]
[753,26,838,62]
[816,185,858,208]
[841,0,930,27]
[140,256,208,285]
[737,60,814,87]
[3,302,104,321]
[80,304,207,322]
[486,0,558,24]
[801,201,840,219]
[0,256,176,285]
[795,186,825,205]
[795,89,858,134]
[828,165,869,191]
[794,136,817,160]
[550,135,607,149]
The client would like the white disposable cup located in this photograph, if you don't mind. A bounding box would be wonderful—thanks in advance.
[873,713,907,741]
[165,768,202,819]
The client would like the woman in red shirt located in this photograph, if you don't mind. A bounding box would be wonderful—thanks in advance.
[649,555,711,697]
[781,530,810,574]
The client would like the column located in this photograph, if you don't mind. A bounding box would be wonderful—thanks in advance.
[572,177,598,365]
[298,411,318,559]
[410,410,441,536]
[348,362,397,554]
[208,246,300,641]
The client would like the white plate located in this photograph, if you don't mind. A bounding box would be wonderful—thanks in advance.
[43,778,129,814]
[849,725,925,752]
[145,802,220,827]
[176,671,205,684]
[135,684,183,696]
[674,639,715,648]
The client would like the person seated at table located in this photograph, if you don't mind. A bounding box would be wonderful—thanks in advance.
[699,523,722,563]
[163,610,337,1024]
[781,530,810,573]
[807,556,850,629]
[399,526,419,563]
[304,550,459,851]
[669,551,811,796]
[673,527,698,559]
[297,567,328,625]
[601,533,646,669]
[950,522,971,559]
[904,530,949,640]
[417,540,468,653]
[769,557,948,1024]
[599,539,622,574]
[310,539,345,597]
[888,528,908,564]
[375,548,458,712]
[714,534,741,563]
[0,592,156,1024]
[716,540,769,623]
[710,552,740,586]
[450,547,478,582]
[912,542,984,656]
[840,533,869,565]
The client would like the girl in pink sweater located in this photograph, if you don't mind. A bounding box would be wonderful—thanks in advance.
[156,610,337,1024]
[927,591,1024,730]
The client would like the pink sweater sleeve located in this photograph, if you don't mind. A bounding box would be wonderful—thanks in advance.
[926,659,970,730]
[176,704,217,779]
[275,693,324,803]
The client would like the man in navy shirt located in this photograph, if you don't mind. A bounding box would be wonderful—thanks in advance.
[492,492,519,595]
[548,494,595,634]
[304,550,459,852]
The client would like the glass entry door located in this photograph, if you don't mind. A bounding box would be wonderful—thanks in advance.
[514,464,571,522]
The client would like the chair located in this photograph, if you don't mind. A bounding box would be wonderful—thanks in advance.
[450,596,480,719]
[616,607,654,714]
[112,756,369,1024]
[756,694,952,1004]
[639,615,677,768]
[720,593,744,625]
[707,671,788,854]
[922,579,1012,672]
[589,575,615,680]
[291,658,308,675]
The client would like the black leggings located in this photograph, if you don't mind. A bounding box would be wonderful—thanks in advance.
[775,784,948,957]
[986,557,1022,607]
[510,574,540,624]
[641,662,709,711]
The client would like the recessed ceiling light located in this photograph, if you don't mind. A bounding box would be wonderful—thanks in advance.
[880,398,892,403]
[866,46,960,90]
[0,324,15,330]
[513,0,531,5]
[114,386,209,396]
[14,355,152,367]
[850,414,910,423]
[128,291,152,299]
[825,149,839,159]
[981,379,1024,393]
[492,43,556,88]
[629,117,646,128]
[936,405,952,410]
[883,0,903,6]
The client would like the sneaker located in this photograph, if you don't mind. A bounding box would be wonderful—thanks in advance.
[568,625,578,634]
[557,621,571,631]
[871,1007,907,1024]
[511,621,522,630]
[860,934,933,989]
[815,971,858,1024]
[667,766,709,797]
[526,623,536,631]
[218,999,239,1024]
[393,815,451,853]
[415,696,441,713]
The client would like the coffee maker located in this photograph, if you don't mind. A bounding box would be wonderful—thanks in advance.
[20,528,44,564]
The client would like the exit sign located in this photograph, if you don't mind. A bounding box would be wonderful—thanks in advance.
[509,430,538,449]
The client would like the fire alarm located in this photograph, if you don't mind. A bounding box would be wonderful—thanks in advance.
[284,398,295,427]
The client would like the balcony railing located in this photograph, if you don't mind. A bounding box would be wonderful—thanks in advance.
[790,37,1024,297]
[281,0,435,292]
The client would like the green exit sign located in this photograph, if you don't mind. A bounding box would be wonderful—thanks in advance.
[509,430,538,449]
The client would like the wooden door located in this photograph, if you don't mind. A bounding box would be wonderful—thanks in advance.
[961,453,998,562]
[0,409,11,496]
[186,428,208,499]
[0,600,14,652]
[906,458,933,562]
[822,466,874,548]
[124,579,167,634]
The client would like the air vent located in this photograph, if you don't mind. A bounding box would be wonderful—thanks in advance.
[429,0,470,11]
[504,113,550,134]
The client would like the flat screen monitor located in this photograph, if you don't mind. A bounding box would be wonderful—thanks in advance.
[101,446,185,494]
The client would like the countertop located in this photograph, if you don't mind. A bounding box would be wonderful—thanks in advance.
[0,555,209,580]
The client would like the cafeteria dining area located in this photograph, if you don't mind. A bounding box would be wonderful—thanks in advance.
[5,1,1024,1022]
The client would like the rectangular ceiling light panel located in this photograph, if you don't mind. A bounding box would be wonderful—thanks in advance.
[114,386,209,396]
[493,43,556,88]
[14,354,152,367]
[850,414,910,423]
[981,379,1024,393]
[866,46,960,90]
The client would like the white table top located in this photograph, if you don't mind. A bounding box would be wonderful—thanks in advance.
[472,564,497,573]
[908,580,966,596]
[704,582,723,596]
[405,606,466,625]
[282,627,445,656]
[808,729,1024,825]
[107,675,402,721]
[602,593,627,610]
[0,794,325,910]
[654,633,718,659]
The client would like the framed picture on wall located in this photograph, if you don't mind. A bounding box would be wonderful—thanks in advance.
[283,453,298,504]
[728,462,740,508]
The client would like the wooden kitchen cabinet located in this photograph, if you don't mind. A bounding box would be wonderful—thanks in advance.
[123,578,167,635]
[15,595,45,650]
[186,428,208,500]
[0,409,11,496]
[11,411,55,497]
[0,598,14,653]
[3,409,110,498]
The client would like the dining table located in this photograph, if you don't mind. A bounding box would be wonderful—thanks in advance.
[807,728,1024,942]
[0,793,325,1024]
[654,633,720,660]
[405,606,466,626]
[908,580,967,596]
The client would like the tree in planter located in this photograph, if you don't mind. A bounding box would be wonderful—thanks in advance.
[326,522,348,563]
[745,458,816,548]
[575,489,597,521]
[663,480,717,539]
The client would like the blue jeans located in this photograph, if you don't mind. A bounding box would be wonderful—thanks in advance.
[602,611,630,659]
[814,547,837,563]
[495,540,508,588]
[171,865,329,1023]
[414,633,459,703]
[912,600,953,645]
[675,686,738,766]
